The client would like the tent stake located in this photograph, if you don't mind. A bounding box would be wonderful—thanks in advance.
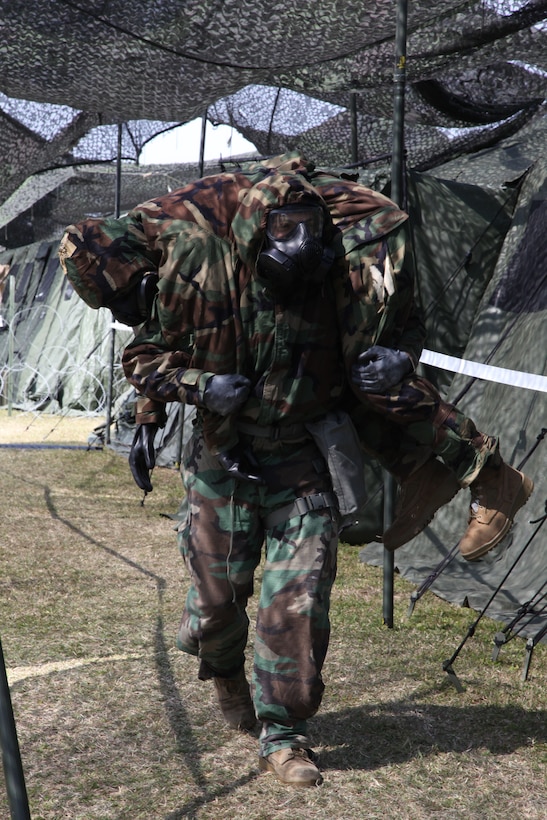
[442,503,547,685]
[521,625,547,681]
[442,660,464,693]
[407,543,459,617]
[491,584,547,661]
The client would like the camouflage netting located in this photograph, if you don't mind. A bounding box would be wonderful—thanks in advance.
[0,0,546,216]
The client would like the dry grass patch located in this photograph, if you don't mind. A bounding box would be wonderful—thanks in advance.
[0,441,546,819]
[0,408,103,445]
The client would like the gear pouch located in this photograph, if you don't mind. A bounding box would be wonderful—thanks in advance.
[305,410,367,518]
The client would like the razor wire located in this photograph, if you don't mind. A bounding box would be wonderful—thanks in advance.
[0,303,130,421]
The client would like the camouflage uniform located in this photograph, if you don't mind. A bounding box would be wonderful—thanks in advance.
[58,152,496,756]
[310,165,497,486]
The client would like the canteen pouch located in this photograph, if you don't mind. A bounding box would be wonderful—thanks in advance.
[305,410,367,519]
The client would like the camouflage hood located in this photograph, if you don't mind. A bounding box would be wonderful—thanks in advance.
[229,155,331,273]
[58,215,160,309]
[58,151,408,312]
[310,171,408,252]
[229,151,408,270]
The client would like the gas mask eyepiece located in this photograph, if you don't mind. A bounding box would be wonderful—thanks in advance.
[256,204,333,295]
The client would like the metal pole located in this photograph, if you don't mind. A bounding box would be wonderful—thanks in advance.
[7,275,14,416]
[391,0,408,208]
[350,92,358,164]
[383,0,409,628]
[0,636,31,820]
[175,405,185,467]
[105,123,123,444]
[382,477,395,628]
[198,110,207,178]
[114,123,123,219]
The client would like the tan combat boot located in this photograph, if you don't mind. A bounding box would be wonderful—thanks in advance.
[382,457,461,551]
[259,747,323,787]
[213,668,257,731]
[459,461,534,561]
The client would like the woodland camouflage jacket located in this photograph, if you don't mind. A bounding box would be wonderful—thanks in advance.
[59,152,426,454]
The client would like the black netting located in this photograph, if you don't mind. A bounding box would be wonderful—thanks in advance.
[0,0,546,219]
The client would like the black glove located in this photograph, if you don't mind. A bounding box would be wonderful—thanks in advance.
[129,423,158,492]
[351,345,413,393]
[203,374,251,416]
[217,444,266,484]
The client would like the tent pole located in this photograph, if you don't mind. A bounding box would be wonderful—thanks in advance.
[383,0,409,629]
[175,405,186,467]
[105,124,123,445]
[350,92,358,164]
[0,635,32,820]
[7,274,15,416]
[391,0,408,208]
[199,110,207,178]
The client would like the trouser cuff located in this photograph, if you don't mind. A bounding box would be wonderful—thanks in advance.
[259,720,310,758]
[198,658,245,681]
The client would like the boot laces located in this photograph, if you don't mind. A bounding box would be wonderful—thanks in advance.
[469,498,481,518]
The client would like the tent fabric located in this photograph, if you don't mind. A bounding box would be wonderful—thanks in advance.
[0,1,546,207]
[359,157,547,644]
[0,240,129,413]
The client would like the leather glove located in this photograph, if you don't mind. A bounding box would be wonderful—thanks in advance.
[217,444,266,484]
[129,423,158,492]
[203,374,251,416]
[351,345,413,393]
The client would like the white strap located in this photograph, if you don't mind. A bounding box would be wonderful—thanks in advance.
[420,348,547,394]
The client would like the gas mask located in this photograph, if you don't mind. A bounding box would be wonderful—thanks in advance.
[107,271,159,326]
[256,204,334,296]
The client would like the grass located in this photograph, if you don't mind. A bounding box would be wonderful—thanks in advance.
[0,408,105,446]
[1,410,546,819]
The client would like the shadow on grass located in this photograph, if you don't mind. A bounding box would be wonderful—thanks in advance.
[43,483,262,817]
[155,693,547,817]
[153,615,261,820]
[313,699,547,771]
[162,771,261,820]
[43,485,167,588]
[41,482,263,819]
[153,613,207,787]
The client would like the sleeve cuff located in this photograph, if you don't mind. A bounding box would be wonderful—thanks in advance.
[135,396,168,427]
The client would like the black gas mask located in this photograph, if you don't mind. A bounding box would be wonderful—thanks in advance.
[107,271,159,326]
[256,204,334,296]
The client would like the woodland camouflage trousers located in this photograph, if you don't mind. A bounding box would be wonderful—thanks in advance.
[176,430,339,757]
[350,374,498,486]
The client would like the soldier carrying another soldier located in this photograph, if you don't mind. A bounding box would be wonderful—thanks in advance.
[59,152,533,787]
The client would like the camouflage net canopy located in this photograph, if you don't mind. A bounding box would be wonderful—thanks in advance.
[0,0,546,212]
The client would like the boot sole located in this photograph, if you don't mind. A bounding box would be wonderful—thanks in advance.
[461,472,534,561]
